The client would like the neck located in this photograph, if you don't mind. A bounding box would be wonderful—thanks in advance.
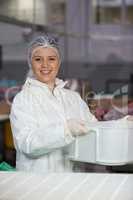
[32,77,56,91]
[47,82,55,92]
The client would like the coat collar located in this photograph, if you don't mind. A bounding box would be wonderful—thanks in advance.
[23,77,68,91]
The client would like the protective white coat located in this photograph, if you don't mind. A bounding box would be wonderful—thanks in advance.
[10,78,97,173]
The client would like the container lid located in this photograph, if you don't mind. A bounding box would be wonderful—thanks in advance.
[87,119,133,129]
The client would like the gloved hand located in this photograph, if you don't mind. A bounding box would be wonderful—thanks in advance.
[67,119,89,136]
[125,115,133,121]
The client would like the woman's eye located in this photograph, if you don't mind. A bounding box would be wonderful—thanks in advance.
[35,58,41,61]
[49,57,56,61]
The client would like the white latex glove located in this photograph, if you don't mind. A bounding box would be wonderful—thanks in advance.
[125,115,133,121]
[67,119,89,136]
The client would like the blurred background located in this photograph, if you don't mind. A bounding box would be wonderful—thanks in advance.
[0,0,133,172]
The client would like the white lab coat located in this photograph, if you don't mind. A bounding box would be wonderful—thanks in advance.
[10,78,96,173]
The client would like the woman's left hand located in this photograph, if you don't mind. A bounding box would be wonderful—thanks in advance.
[126,115,133,121]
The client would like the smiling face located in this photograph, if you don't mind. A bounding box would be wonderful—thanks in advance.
[31,47,60,88]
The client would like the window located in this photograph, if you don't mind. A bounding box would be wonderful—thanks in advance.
[48,2,66,24]
[126,0,133,24]
[92,0,133,25]
[92,0,122,24]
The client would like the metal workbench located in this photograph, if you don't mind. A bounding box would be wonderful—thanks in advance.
[0,172,133,200]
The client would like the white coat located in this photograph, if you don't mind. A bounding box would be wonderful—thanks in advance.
[10,78,97,173]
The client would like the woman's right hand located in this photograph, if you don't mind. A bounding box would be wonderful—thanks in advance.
[67,119,89,136]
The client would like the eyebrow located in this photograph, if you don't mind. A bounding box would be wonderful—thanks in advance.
[33,55,57,57]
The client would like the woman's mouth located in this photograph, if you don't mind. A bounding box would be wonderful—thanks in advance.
[40,70,52,75]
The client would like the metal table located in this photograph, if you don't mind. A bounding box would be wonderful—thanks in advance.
[0,172,133,200]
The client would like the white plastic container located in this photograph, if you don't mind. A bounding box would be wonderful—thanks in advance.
[68,119,133,165]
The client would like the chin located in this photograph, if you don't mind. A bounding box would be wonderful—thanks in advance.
[41,79,50,84]
[40,77,54,84]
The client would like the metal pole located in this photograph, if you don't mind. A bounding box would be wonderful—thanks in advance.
[0,45,2,70]
[32,0,36,33]
[97,0,101,24]
[64,0,68,79]
[121,0,126,24]
[84,0,89,62]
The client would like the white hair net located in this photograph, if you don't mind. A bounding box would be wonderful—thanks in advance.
[27,35,61,78]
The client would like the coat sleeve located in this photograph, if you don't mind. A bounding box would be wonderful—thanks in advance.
[75,92,97,122]
[10,92,74,158]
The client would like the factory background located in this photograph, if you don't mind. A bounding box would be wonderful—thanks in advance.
[0,0,133,93]
[0,0,133,172]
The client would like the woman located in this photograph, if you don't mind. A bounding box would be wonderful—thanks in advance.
[10,35,97,173]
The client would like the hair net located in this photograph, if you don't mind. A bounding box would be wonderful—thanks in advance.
[27,35,61,78]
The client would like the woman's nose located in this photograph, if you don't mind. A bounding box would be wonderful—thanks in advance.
[41,59,49,67]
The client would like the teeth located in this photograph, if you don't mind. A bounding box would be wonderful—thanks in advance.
[41,70,51,74]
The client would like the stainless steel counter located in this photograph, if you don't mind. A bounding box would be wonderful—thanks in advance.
[0,172,133,200]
